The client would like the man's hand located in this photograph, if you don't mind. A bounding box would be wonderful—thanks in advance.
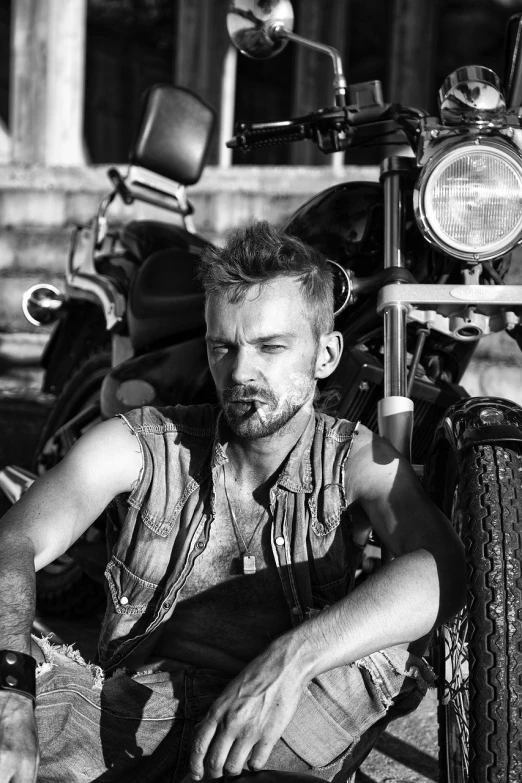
[0,692,39,783]
[189,642,304,780]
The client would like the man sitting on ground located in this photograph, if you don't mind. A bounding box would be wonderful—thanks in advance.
[0,220,465,783]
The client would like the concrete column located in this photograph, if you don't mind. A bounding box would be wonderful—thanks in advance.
[0,119,10,164]
[175,0,230,164]
[10,0,87,166]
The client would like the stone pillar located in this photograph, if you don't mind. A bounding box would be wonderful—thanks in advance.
[10,0,87,166]
[175,0,230,164]
[0,120,10,164]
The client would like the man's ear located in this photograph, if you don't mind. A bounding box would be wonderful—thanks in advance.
[314,331,343,379]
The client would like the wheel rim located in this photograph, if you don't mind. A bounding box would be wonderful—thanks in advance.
[441,610,469,781]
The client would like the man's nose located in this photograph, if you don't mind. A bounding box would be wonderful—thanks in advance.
[230,348,257,385]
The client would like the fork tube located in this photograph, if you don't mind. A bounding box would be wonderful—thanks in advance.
[384,303,408,397]
[378,158,413,460]
[382,160,407,397]
[384,169,404,270]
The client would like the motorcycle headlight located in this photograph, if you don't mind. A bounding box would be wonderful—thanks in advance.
[414,140,522,261]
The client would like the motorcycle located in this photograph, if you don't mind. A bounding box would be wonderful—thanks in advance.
[220,2,522,782]
[0,82,217,615]
[3,0,522,779]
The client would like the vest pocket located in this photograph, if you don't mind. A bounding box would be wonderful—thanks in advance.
[105,556,161,615]
[311,567,352,610]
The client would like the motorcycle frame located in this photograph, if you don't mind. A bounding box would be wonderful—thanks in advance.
[64,164,197,334]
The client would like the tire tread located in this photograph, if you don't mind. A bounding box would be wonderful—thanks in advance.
[436,443,522,783]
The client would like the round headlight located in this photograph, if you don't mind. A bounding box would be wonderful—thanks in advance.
[414,140,522,261]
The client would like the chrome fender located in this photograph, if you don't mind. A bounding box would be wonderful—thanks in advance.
[424,396,522,505]
[433,396,522,454]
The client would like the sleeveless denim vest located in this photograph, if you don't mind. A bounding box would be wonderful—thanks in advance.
[97,404,359,673]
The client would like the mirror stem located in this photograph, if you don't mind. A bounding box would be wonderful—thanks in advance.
[272,25,347,106]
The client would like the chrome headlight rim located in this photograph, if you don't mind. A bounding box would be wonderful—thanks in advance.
[413,138,522,262]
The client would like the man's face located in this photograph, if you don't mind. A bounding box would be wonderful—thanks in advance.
[205,277,319,439]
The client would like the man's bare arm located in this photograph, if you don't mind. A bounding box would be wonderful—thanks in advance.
[0,416,141,645]
[0,417,141,783]
[284,426,466,676]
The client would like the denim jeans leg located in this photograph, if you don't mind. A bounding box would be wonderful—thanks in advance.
[33,637,434,783]
[276,644,436,781]
[176,647,433,783]
[34,636,189,783]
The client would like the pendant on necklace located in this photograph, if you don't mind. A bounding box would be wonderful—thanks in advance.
[242,555,256,574]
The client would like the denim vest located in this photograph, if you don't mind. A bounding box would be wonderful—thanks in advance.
[97,404,359,673]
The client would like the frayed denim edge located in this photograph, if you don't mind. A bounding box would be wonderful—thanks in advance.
[32,634,105,690]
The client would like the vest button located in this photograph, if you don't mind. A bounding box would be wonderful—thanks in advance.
[275,536,284,546]
[292,607,300,615]
[196,541,204,549]
[120,596,129,606]
[163,601,172,610]
[5,653,17,665]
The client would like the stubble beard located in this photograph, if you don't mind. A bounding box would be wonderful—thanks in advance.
[219,372,316,440]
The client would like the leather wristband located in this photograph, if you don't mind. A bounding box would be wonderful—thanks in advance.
[0,650,36,707]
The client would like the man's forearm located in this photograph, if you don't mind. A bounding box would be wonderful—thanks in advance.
[273,548,465,684]
[0,534,36,655]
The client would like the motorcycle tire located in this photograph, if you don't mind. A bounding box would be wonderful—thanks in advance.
[33,348,111,618]
[432,443,522,783]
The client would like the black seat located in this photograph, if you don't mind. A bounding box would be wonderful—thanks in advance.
[127,247,206,352]
[121,220,209,263]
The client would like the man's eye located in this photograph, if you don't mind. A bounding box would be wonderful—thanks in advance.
[211,345,228,355]
[262,344,285,352]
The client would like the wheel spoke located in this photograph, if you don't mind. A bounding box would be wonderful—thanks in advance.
[441,608,469,778]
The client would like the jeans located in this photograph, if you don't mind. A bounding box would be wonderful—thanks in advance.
[33,635,435,783]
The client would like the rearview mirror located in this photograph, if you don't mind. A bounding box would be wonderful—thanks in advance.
[227,0,294,59]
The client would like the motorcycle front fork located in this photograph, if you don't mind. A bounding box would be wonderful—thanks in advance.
[378,157,414,461]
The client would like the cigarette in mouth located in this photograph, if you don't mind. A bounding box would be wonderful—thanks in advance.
[254,401,267,424]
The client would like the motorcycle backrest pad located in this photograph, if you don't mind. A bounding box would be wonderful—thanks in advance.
[129,85,216,186]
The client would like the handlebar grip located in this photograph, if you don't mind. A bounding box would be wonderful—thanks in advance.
[227,124,307,150]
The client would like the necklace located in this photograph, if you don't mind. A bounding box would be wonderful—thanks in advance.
[223,465,267,575]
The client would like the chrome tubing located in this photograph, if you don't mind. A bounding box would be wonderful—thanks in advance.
[381,161,408,396]
[380,302,413,459]
[378,160,413,460]
[383,165,405,269]
[274,28,347,105]
[383,303,408,398]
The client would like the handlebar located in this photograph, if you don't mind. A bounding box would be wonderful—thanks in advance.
[227,103,425,154]
[228,121,309,150]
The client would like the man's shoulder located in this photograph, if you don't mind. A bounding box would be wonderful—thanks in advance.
[118,403,219,438]
[344,422,418,504]
[314,410,359,442]
[343,421,396,463]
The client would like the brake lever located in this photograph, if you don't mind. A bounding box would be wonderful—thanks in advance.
[227,108,349,151]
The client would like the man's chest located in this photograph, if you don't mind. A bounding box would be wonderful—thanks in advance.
[148,488,291,668]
